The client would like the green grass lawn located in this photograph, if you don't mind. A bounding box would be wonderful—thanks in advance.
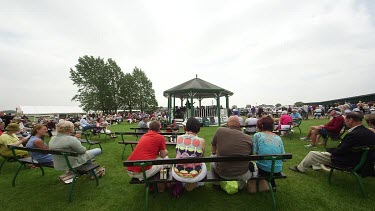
[0,119,374,210]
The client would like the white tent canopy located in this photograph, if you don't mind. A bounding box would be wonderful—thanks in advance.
[16,106,85,115]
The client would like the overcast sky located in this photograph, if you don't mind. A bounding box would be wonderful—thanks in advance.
[1,0,375,110]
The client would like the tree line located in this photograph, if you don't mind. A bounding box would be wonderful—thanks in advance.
[70,55,158,113]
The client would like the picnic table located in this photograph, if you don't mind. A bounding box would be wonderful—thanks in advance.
[129,127,180,132]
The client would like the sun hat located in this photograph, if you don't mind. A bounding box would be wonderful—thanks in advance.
[5,123,20,131]
[82,115,87,119]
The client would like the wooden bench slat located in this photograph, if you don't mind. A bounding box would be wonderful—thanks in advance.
[75,163,100,173]
[8,145,80,157]
[124,154,293,166]
[18,157,54,168]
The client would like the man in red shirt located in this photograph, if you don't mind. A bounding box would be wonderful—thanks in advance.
[126,120,168,180]
[301,108,345,148]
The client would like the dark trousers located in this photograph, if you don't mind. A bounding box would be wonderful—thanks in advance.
[257,167,281,188]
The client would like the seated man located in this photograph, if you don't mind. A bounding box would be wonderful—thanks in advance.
[300,108,345,148]
[244,113,257,134]
[290,109,302,125]
[290,112,375,175]
[79,115,96,131]
[137,116,149,133]
[126,121,168,180]
[211,116,253,190]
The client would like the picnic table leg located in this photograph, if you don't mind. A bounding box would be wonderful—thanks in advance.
[328,169,334,185]
[91,169,99,186]
[39,166,45,176]
[0,157,7,171]
[141,163,149,211]
[268,181,277,211]
[12,163,25,187]
[68,174,78,203]
[122,144,128,160]
[352,172,367,197]
[121,134,127,160]
[268,158,277,211]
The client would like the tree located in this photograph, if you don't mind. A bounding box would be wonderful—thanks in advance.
[118,73,137,112]
[131,67,158,112]
[294,102,304,107]
[70,56,123,113]
[275,103,281,107]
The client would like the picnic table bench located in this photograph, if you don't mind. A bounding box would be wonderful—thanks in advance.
[123,153,293,211]
[130,127,180,132]
[115,131,181,160]
[7,145,100,203]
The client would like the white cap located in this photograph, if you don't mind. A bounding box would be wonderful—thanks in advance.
[82,115,87,118]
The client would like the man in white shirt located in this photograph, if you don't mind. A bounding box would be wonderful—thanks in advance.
[244,113,257,134]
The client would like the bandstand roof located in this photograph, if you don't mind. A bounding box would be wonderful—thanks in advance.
[163,77,233,99]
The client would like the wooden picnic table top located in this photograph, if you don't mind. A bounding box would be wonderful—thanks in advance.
[240,125,257,128]
[129,127,180,131]
[115,131,184,136]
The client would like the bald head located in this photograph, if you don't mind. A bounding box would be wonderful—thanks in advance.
[228,116,240,128]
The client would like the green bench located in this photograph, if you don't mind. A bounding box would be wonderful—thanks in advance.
[326,145,375,197]
[124,153,292,211]
[7,145,100,202]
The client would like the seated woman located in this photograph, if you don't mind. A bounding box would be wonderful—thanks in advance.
[172,117,207,191]
[0,123,29,158]
[278,111,293,136]
[365,113,375,133]
[25,124,53,164]
[252,116,285,191]
[49,120,104,177]
[96,118,116,138]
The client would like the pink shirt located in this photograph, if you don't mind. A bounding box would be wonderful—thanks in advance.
[280,114,292,125]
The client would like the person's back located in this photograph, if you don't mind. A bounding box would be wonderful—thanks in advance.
[253,132,285,172]
[324,115,345,134]
[212,127,252,177]
[279,114,292,125]
[126,121,168,180]
[245,115,257,133]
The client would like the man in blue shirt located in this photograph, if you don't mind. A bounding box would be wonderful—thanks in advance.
[290,109,302,125]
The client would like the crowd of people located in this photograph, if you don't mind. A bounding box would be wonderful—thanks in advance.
[0,114,106,180]
[1,100,374,195]
[125,103,375,194]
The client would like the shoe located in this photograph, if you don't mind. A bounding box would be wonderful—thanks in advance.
[304,144,316,148]
[300,137,308,141]
[289,166,304,173]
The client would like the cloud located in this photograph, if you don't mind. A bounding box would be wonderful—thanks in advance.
[1,0,375,110]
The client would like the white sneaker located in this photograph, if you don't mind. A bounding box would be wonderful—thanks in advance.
[304,144,316,148]
[300,137,309,141]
